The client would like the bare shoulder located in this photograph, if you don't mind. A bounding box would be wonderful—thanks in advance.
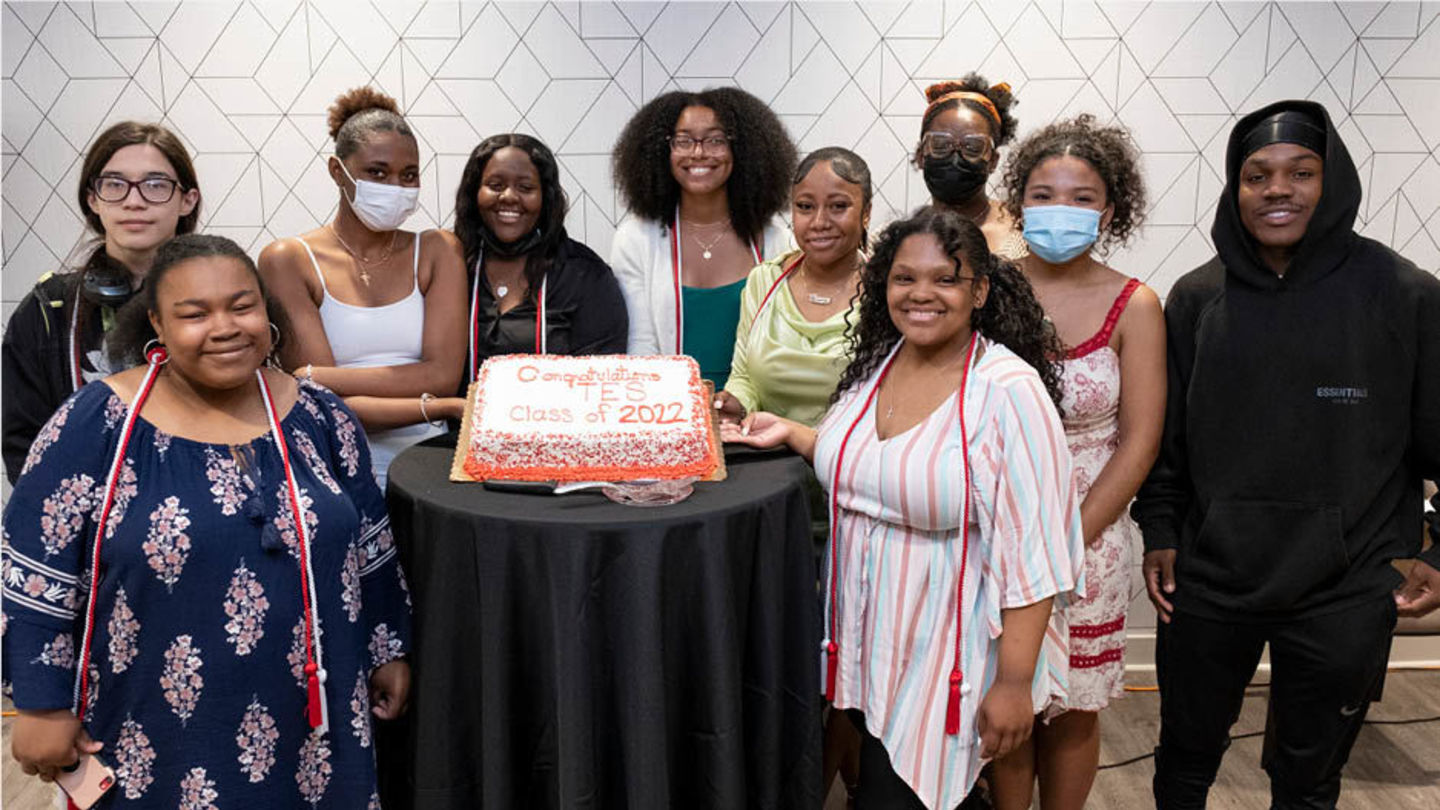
[1121,281,1163,322]
[102,366,149,400]
[257,236,314,272]
[423,228,464,253]
[1115,281,1165,353]
[260,366,300,410]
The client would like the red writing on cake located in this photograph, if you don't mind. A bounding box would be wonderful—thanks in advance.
[617,403,686,424]
[510,405,575,423]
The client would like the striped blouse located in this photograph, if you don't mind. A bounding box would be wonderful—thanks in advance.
[814,336,1085,810]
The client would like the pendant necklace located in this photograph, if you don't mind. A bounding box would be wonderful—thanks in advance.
[329,224,397,287]
[802,265,858,306]
[693,231,725,260]
[683,217,730,261]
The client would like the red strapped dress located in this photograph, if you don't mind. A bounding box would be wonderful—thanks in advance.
[1051,277,1145,711]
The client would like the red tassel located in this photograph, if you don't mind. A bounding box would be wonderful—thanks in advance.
[944,669,962,735]
[824,640,838,701]
[305,662,323,728]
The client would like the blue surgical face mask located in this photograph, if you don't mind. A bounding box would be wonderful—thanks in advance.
[1022,204,1102,264]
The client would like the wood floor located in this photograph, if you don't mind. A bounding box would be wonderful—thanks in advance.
[5,672,1439,808]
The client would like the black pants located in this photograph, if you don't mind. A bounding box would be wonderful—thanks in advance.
[846,710,989,810]
[1153,596,1395,810]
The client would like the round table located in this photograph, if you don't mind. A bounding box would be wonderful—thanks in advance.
[376,437,823,809]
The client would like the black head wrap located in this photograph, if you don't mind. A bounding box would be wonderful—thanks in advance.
[1240,109,1326,162]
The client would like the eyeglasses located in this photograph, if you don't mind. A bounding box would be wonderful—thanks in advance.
[91,175,183,204]
[669,134,732,155]
[920,131,992,162]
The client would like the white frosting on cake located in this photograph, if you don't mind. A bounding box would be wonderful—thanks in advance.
[463,354,717,482]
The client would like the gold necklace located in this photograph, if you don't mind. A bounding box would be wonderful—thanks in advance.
[329,224,398,286]
[799,263,858,306]
[692,229,728,261]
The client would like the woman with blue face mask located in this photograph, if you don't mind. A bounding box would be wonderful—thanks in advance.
[260,88,469,486]
[986,115,1167,810]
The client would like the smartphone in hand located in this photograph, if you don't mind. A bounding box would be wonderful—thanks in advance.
[56,753,116,809]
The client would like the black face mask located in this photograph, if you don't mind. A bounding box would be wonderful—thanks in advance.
[479,224,544,259]
[79,249,137,308]
[922,154,990,205]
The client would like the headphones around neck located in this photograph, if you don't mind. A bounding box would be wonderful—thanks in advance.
[79,249,137,308]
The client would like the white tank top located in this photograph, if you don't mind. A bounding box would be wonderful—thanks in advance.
[297,233,426,367]
[295,231,444,486]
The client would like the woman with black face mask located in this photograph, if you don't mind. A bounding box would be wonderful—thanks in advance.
[452,133,628,381]
[915,75,1024,259]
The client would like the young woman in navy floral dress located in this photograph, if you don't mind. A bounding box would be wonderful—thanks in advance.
[3,234,411,808]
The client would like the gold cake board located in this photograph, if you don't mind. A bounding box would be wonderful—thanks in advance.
[450,380,728,484]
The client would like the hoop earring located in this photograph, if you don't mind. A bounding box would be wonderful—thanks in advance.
[265,322,284,369]
[142,338,169,365]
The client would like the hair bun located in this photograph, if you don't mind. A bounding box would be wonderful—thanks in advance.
[923,81,969,104]
[327,87,401,141]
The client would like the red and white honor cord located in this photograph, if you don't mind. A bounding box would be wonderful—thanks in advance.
[258,369,329,735]
[824,334,977,735]
[470,251,548,380]
[73,346,165,717]
[69,288,84,392]
[669,205,764,355]
[74,350,330,735]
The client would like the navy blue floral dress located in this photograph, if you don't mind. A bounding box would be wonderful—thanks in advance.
[2,379,411,808]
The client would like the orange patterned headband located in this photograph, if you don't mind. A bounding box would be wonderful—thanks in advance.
[924,84,1011,127]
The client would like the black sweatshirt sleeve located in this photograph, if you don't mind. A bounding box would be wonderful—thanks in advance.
[3,290,62,484]
[1130,279,1205,553]
[1411,271,1440,569]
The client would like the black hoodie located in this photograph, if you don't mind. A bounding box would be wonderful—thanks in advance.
[1132,100,1440,621]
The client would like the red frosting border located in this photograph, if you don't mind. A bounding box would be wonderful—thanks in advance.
[462,355,719,482]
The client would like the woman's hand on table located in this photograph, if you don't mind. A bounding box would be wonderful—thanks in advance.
[722,411,788,447]
[712,390,747,425]
[369,659,412,720]
[12,708,102,782]
[721,412,817,463]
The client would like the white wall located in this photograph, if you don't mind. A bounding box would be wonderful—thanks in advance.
[4,0,1440,659]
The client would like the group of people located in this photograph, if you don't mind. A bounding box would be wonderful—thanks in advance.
[2,71,1436,810]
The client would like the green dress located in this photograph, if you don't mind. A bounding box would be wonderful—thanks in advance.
[681,278,747,390]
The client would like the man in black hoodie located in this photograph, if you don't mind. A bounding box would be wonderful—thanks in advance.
[1132,99,1440,809]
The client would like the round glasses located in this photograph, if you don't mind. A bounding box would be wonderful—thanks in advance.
[920,131,993,162]
[91,175,183,204]
[669,134,732,155]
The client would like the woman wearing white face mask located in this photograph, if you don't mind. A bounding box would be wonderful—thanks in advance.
[260,87,468,485]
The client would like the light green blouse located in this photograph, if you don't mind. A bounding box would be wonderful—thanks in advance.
[724,251,857,426]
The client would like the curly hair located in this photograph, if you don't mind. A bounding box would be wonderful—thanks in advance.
[328,86,414,158]
[611,86,796,244]
[109,234,290,369]
[453,134,569,300]
[918,74,1019,151]
[833,208,1064,411]
[1001,114,1147,253]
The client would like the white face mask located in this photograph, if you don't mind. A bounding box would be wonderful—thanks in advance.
[334,157,419,232]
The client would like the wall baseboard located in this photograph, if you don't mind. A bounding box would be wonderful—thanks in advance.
[1123,630,1440,677]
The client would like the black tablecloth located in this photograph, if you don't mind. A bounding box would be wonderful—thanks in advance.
[376,437,822,809]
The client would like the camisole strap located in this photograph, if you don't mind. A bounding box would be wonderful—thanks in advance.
[1066,277,1142,359]
[411,229,425,291]
[294,237,328,296]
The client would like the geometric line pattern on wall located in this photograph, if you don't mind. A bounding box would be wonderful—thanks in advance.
[5,1,1439,311]
[5,0,1440,621]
